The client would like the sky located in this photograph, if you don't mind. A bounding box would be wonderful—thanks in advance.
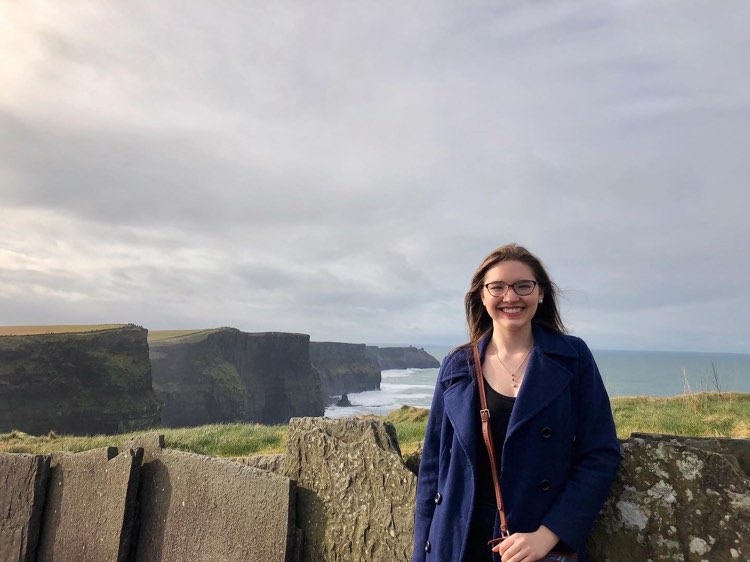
[1,1,749,353]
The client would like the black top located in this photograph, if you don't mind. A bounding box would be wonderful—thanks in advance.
[475,378,515,506]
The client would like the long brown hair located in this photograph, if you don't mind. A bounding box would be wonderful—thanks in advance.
[464,243,566,344]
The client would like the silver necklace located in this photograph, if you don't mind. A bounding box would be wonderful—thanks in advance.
[495,346,533,388]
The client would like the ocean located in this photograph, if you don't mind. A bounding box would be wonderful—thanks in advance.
[324,345,750,418]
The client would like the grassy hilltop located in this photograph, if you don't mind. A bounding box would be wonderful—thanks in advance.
[0,324,129,336]
[1,392,747,457]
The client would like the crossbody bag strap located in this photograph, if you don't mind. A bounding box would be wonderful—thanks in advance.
[472,344,510,540]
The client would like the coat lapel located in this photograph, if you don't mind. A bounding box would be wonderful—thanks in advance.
[506,324,579,440]
[442,347,478,462]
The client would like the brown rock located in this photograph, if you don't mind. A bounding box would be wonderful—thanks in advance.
[589,435,749,561]
[285,417,417,562]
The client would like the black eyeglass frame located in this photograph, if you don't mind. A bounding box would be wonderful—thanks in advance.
[483,280,538,297]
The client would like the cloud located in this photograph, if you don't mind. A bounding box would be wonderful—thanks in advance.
[1,0,749,351]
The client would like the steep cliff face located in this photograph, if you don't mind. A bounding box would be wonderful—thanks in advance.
[366,346,440,369]
[0,325,161,435]
[149,329,323,426]
[309,342,381,398]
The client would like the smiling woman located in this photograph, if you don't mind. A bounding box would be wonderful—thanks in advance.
[413,243,621,562]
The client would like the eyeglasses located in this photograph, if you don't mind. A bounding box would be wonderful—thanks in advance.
[484,280,538,297]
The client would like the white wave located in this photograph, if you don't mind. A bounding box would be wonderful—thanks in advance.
[381,368,432,378]
[380,383,435,391]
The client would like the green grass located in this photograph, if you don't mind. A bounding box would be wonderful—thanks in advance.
[1,393,747,458]
[0,324,127,336]
[0,423,288,457]
[611,392,750,439]
[147,329,222,344]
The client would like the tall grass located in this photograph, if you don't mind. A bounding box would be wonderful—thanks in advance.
[611,392,749,439]
[1,393,747,457]
[0,423,288,457]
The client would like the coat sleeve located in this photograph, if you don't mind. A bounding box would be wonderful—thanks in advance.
[411,356,450,562]
[541,338,621,551]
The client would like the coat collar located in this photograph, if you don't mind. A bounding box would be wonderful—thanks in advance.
[508,324,578,439]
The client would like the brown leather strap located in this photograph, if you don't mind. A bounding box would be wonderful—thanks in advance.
[472,344,510,539]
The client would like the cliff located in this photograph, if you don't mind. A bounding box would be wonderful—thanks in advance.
[309,342,381,398]
[149,329,323,426]
[366,346,440,369]
[0,325,161,435]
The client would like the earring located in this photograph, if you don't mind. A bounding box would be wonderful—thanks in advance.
[539,298,543,303]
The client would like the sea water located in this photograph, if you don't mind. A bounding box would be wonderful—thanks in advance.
[324,345,750,418]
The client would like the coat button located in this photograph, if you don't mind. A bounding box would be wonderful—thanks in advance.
[541,426,552,438]
[540,479,551,491]
[434,492,442,504]
[424,540,431,552]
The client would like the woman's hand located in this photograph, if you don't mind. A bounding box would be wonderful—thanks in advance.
[492,525,559,561]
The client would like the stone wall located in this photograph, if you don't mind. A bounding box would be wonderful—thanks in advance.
[0,434,299,562]
[1,426,747,562]
[589,434,749,561]
[150,329,323,426]
[0,325,161,435]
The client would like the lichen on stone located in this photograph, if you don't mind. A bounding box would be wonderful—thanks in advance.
[689,536,710,555]
[616,500,648,530]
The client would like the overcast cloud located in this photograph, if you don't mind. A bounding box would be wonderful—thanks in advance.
[1,1,749,352]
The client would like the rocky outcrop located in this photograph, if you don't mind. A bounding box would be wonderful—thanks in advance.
[589,433,749,562]
[309,342,381,398]
[150,329,323,426]
[0,325,161,435]
[284,417,417,562]
[366,346,440,370]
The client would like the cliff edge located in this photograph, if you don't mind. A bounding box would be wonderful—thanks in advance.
[0,325,161,435]
[309,342,381,399]
[366,346,440,369]
[149,329,324,426]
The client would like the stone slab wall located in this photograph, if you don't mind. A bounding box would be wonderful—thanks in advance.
[0,453,50,562]
[1,428,747,562]
[36,447,142,562]
[134,447,298,562]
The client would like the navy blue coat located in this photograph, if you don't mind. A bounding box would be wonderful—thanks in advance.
[412,324,621,562]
